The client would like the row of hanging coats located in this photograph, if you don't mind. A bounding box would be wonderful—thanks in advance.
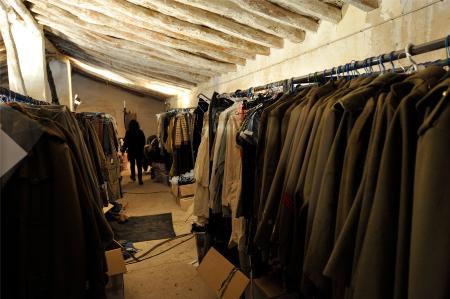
[0,90,122,298]
[192,65,450,299]
[76,112,122,201]
[156,109,195,176]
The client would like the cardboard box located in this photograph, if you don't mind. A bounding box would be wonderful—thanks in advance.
[179,183,196,197]
[179,196,194,211]
[105,248,127,276]
[171,182,196,199]
[105,246,127,299]
[198,248,249,299]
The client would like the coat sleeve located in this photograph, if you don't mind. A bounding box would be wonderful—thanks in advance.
[122,131,129,153]
[140,130,146,149]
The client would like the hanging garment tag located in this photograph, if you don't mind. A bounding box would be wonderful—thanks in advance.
[0,127,27,178]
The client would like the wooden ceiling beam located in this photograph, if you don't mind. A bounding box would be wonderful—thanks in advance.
[176,0,319,36]
[40,22,212,83]
[268,0,342,24]
[228,0,319,31]
[41,0,256,59]
[50,37,199,88]
[45,33,203,85]
[341,0,378,12]
[173,0,309,43]
[0,0,26,94]
[31,4,234,75]
[39,0,257,60]
[39,1,246,66]
[44,27,210,85]
[4,0,41,34]
[68,53,197,90]
[65,0,270,56]
[71,66,170,100]
[34,11,218,78]
[127,0,284,48]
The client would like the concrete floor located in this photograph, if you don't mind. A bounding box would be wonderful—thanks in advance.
[117,172,216,299]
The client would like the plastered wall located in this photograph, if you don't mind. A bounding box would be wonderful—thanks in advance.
[171,0,450,108]
[72,73,165,138]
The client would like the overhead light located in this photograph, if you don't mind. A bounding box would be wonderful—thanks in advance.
[70,58,133,85]
[142,82,189,95]
[69,58,193,97]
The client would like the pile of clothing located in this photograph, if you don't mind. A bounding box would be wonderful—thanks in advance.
[193,67,450,299]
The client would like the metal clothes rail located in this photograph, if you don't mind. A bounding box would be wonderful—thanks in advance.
[0,87,51,105]
[239,36,450,94]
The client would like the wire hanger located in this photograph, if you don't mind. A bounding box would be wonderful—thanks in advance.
[389,51,396,71]
[350,60,360,78]
[197,93,210,103]
[405,43,419,72]
[396,52,407,73]
[377,55,386,74]
[322,69,327,83]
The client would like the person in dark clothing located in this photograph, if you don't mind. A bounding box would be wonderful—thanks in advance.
[121,120,146,185]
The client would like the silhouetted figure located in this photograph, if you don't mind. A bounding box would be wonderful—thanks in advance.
[121,120,145,185]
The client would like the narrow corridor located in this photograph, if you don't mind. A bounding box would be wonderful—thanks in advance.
[117,173,215,299]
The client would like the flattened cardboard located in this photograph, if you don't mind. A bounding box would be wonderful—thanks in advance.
[198,248,249,299]
[105,248,127,276]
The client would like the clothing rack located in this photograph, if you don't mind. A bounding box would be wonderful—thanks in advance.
[235,36,450,95]
[166,107,195,113]
[0,87,51,105]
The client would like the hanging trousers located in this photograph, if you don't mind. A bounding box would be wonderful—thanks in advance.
[129,156,143,182]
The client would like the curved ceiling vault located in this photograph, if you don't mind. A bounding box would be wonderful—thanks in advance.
[3,0,378,97]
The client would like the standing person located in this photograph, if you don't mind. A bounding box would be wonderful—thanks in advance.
[121,120,146,185]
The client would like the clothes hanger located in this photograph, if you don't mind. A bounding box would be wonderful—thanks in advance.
[389,51,396,72]
[363,59,370,76]
[344,63,350,80]
[369,57,376,75]
[378,55,386,74]
[396,52,407,73]
[322,69,328,83]
[197,93,210,103]
[405,43,419,72]
[350,60,360,78]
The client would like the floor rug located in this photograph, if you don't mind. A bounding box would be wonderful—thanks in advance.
[110,213,176,242]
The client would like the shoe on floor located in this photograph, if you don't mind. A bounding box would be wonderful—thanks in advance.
[130,176,136,182]
[139,181,144,185]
